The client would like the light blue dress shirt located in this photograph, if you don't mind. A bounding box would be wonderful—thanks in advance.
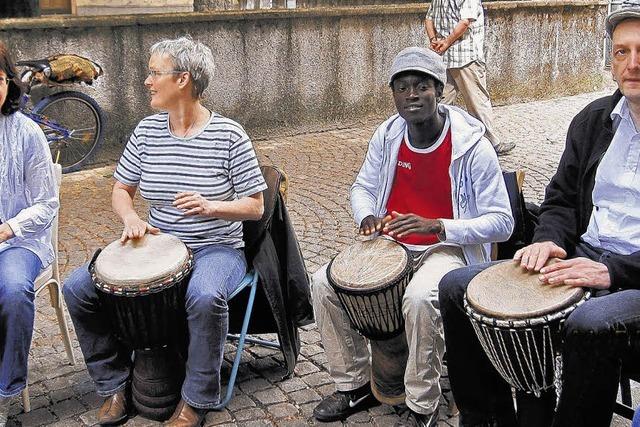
[582,97,640,255]
[0,112,59,267]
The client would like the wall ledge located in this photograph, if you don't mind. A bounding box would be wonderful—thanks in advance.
[0,0,606,31]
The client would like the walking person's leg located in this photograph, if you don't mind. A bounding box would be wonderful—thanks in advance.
[454,61,513,154]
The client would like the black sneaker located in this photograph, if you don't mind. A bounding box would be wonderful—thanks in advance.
[394,404,439,427]
[313,383,377,422]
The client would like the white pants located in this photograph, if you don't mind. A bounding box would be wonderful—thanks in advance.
[311,245,466,415]
[442,61,501,148]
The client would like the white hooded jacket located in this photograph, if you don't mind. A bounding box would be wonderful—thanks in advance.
[350,104,514,265]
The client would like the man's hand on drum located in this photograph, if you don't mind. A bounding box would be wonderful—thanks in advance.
[359,215,392,236]
[382,211,443,238]
[173,191,217,217]
[514,241,567,272]
[538,257,611,289]
[121,213,160,243]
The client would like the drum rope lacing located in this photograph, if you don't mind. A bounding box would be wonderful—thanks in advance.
[465,291,591,397]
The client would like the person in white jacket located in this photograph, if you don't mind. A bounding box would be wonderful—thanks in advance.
[311,46,513,427]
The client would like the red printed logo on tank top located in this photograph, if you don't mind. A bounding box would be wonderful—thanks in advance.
[385,128,454,246]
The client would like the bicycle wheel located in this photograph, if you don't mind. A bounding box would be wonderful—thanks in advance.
[32,90,106,173]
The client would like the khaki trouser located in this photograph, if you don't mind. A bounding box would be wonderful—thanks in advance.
[311,245,466,415]
[442,61,501,148]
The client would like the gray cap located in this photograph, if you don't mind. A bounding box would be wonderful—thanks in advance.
[606,1,640,37]
[388,46,447,87]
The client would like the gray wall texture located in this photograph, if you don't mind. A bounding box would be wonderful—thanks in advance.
[0,1,607,146]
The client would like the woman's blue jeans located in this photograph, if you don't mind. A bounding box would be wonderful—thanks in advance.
[0,247,42,398]
[63,244,246,409]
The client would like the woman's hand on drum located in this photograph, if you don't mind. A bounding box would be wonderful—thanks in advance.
[173,192,216,217]
[121,213,160,243]
[382,211,443,238]
[359,215,391,236]
[514,241,567,272]
[538,257,611,289]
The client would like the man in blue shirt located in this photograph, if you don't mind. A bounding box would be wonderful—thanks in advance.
[439,3,640,426]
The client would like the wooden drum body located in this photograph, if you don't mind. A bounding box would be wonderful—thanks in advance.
[464,260,590,396]
[91,233,193,420]
[327,239,413,404]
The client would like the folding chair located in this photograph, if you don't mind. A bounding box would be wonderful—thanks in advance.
[614,367,639,419]
[211,165,284,410]
[21,163,76,412]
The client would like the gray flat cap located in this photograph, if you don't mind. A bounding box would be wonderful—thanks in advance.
[389,46,447,87]
[606,1,640,37]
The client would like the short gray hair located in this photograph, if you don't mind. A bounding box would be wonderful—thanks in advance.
[150,36,215,99]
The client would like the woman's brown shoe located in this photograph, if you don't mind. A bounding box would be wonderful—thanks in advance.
[97,391,129,426]
[164,399,206,427]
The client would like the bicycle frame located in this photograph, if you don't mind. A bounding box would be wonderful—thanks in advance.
[22,108,73,144]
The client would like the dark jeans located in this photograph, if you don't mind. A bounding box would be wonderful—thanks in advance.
[0,247,42,397]
[439,243,640,427]
[63,244,246,409]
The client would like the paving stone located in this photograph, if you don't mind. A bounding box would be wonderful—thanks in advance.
[289,388,322,405]
[301,371,333,387]
[278,377,308,393]
[239,377,273,394]
[235,407,268,421]
[15,407,57,426]
[203,409,233,425]
[276,420,309,427]
[293,361,320,376]
[78,408,99,426]
[372,414,401,426]
[242,420,276,427]
[225,393,256,411]
[50,397,86,419]
[267,402,299,419]
[346,409,373,423]
[254,388,288,405]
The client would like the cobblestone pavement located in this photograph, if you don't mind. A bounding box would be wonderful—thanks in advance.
[7,87,635,427]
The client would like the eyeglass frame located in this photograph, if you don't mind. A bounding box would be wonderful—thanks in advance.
[146,69,187,80]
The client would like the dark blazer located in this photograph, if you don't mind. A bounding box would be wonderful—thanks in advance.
[229,166,314,377]
[533,90,640,290]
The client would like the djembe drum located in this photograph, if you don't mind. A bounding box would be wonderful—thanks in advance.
[91,233,193,420]
[464,260,591,396]
[327,238,413,404]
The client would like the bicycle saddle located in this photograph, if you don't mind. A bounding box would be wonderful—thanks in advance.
[16,59,51,72]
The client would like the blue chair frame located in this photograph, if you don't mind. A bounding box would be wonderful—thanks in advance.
[211,269,281,410]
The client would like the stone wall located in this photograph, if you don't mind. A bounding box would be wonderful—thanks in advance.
[75,0,193,15]
[0,1,607,146]
[194,0,422,10]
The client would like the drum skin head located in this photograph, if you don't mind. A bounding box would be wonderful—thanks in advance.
[329,239,408,290]
[94,233,189,288]
[466,260,584,320]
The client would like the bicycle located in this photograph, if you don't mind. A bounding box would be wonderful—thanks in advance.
[17,54,106,174]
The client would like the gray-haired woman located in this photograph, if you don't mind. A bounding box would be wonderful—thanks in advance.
[63,37,266,427]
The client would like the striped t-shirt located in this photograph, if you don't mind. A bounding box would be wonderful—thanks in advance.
[114,112,267,249]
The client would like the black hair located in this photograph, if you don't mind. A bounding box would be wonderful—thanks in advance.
[0,41,23,116]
